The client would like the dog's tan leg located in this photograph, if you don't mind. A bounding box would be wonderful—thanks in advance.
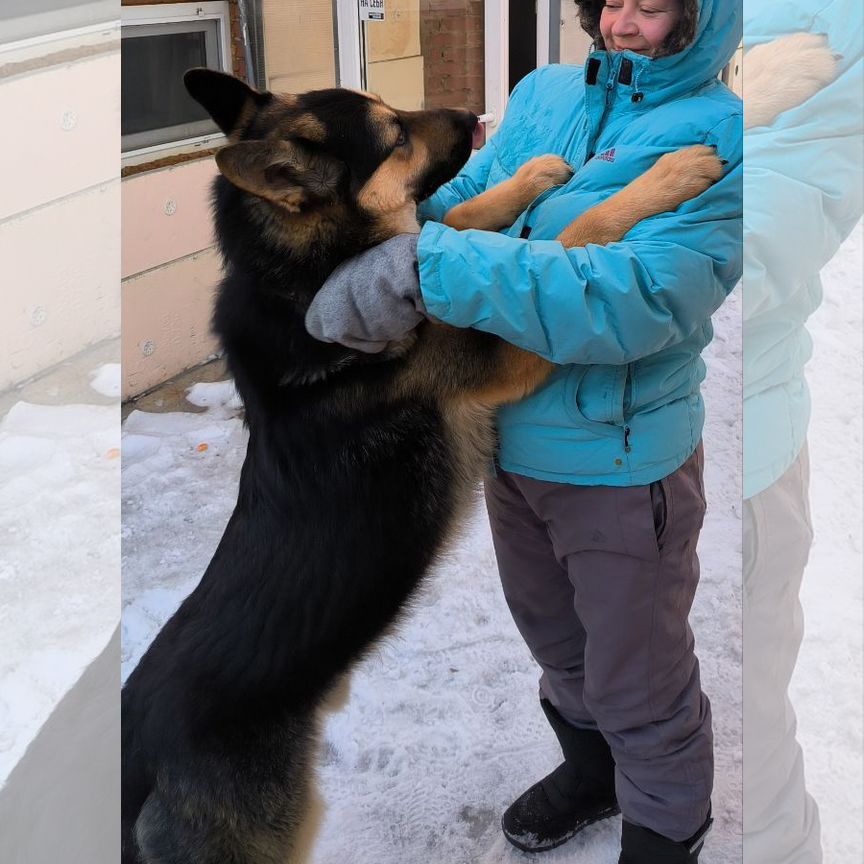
[442,155,573,232]
[320,671,352,714]
[744,33,838,130]
[556,145,724,248]
[288,781,325,864]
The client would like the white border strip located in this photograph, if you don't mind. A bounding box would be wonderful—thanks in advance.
[484,0,509,131]
[537,0,551,67]
[335,0,362,89]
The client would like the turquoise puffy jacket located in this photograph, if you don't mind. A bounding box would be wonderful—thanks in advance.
[743,0,863,498]
[417,0,743,486]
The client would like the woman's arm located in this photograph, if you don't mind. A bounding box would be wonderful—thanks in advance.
[420,116,742,366]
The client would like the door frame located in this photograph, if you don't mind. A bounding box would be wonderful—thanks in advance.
[334,0,510,134]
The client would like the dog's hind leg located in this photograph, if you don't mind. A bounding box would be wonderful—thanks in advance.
[133,726,324,864]
[284,782,325,864]
[320,670,352,714]
[134,780,320,864]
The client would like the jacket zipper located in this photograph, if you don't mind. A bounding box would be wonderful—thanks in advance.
[624,425,632,454]
[586,57,619,165]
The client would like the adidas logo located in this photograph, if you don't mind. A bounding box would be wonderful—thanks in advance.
[595,147,616,162]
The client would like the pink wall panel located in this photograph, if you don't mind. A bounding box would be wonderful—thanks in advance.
[122,249,222,399]
[121,159,219,279]
[0,51,119,221]
[1,183,120,390]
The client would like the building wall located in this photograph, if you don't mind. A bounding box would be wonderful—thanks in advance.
[419,0,485,114]
[0,29,121,392]
[120,0,249,399]
[262,0,336,93]
[559,1,594,66]
[121,159,221,398]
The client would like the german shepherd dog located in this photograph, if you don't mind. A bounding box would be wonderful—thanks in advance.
[121,69,724,864]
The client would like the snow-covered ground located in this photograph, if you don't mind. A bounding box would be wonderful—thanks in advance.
[3,220,858,860]
[0,361,120,787]
[120,289,744,863]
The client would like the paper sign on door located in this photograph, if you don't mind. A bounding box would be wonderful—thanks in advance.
[359,0,386,22]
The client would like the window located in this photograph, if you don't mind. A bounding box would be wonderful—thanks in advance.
[121,2,231,156]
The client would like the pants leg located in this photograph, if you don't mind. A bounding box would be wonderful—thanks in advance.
[484,469,593,727]
[743,445,822,863]
[488,446,713,842]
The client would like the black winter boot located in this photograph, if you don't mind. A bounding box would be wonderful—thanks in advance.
[501,699,619,853]
[618,812,713,863]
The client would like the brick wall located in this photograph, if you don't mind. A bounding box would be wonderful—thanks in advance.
[227,0,248,82]
[420,0,485,113]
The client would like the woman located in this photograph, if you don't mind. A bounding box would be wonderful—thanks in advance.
[307,1,742,861]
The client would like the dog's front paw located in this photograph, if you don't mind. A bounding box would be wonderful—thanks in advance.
[640,145,725,212]
[744,33,839,129]
[515,155,574,199]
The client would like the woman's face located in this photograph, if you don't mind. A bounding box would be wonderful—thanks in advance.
[599,0,683,57]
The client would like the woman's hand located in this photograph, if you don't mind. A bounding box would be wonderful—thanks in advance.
[305,234,426,353]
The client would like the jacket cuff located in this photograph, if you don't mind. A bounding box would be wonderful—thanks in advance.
[417,221,454,322]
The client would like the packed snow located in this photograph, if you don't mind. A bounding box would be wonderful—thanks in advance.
[0,400,119,786]
[89,364,122,399]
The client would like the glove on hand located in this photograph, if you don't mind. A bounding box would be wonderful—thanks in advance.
[305,233,426,353]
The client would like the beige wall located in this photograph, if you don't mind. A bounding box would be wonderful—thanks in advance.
[0,32,120,392]
[262,0,337,94]
[560,3,594,66]
[367,0,425,110]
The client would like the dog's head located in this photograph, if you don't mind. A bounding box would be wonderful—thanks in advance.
[185,70,478,246]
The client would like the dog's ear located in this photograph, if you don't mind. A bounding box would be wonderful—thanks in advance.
[216,140,345,211]
[184,68,270,136]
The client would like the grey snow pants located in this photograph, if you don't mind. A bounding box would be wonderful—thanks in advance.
[484,444,713,842]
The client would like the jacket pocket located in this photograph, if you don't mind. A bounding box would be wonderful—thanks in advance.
[565,365,631,434]
[650,477,670,550]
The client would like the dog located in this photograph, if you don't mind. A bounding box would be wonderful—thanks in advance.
[120,68,726,864]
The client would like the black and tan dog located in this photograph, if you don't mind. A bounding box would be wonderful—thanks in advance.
[120,69,722,864]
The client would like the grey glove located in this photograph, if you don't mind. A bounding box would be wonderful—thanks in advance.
[305,233,426,353]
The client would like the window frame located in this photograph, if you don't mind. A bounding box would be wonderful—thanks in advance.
[121,1,232,166]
